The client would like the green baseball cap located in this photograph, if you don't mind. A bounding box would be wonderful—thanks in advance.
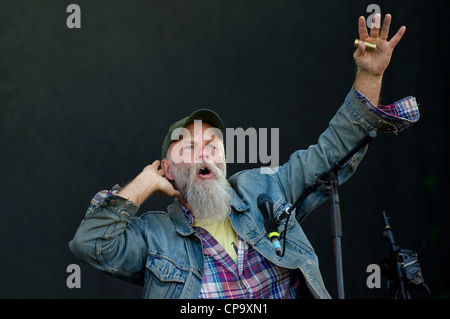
[161,108,224,159]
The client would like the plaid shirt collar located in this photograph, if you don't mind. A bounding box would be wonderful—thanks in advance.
[179,202,194,224]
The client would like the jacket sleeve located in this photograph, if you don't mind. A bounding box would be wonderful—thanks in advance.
[68,190,147,285]
[274,87,419,221]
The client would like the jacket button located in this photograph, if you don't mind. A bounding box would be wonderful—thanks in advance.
[194,237,200,243]
[198,267,202,273]
[109,199,116,205]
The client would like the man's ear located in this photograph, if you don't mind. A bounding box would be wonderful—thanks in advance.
[161,158,175,181]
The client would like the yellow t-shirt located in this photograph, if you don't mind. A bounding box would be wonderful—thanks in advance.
[194,217,238,263]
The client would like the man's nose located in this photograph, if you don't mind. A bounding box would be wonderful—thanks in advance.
[194,145,209,162]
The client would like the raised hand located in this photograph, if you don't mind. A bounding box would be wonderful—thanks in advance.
[354,13,406,76]
[118,160,181,206]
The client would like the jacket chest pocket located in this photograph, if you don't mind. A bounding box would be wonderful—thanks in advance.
[273,198,297,232]
[144,254,189,299]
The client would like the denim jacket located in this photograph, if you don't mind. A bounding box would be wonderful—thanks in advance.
[69,88,416,299]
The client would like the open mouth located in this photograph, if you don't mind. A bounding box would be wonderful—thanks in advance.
[197,166,214,179]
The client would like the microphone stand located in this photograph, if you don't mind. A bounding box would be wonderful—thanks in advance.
[280,130,377,299]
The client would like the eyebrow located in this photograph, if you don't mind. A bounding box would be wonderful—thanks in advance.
[183,136,216,145]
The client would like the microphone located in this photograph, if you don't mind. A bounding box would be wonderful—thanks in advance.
[257,194,282,256]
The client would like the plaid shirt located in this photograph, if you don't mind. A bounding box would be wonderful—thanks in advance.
[181,205,299,299]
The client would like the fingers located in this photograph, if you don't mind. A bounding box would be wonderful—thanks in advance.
[358,13,405,49]
[369,13,381,38]
[358,16,369,39]
[361,13,397,41]
[379,14,391,39]
[151,160,161,169]
[150,160,165,176]
[161,180,182,198]
[172,190,182,199]
[353,40,366,59]
[388,25,406,48]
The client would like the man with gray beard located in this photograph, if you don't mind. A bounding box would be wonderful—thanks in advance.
[170,158,231,225]
[69,14,419,299]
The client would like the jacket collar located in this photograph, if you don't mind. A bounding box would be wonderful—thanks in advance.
[167,187,249,237]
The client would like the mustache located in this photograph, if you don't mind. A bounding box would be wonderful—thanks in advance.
[173,159,226,180]
[195,159,226,177]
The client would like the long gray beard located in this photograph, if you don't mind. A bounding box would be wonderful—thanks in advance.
[170,159,231,225]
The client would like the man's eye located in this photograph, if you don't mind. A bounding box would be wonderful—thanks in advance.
[206,144,216,150]
[184,145,194,150]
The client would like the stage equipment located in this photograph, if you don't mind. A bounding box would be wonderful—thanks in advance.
[380,211,430,299]
[278,130,377,299]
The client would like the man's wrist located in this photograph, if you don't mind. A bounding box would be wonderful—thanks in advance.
[118,173,157,206]
[354,70,383,105]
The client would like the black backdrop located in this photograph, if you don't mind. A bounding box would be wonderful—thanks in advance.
[1,0,448,299]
